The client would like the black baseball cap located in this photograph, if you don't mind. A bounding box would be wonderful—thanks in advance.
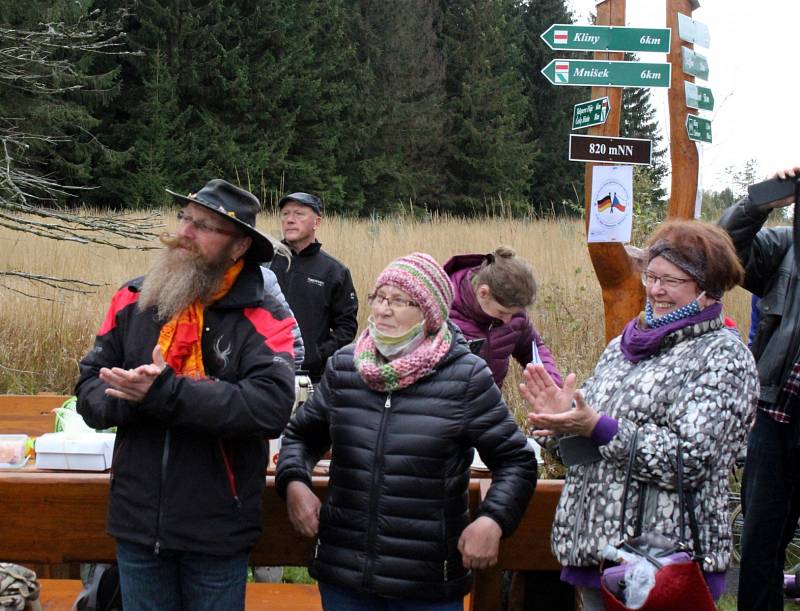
[278,192,322,215]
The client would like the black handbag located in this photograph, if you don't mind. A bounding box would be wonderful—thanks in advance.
[600,430,715,611]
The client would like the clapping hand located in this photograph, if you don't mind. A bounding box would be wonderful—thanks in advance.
[100,345,166,403]
[520,364,599,437]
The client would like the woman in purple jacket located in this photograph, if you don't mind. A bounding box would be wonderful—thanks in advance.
[444,246,562,389]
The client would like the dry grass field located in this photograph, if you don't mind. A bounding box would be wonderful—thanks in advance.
[0,209,753,423]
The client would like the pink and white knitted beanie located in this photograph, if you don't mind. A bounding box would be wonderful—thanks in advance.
[372,252,453,333]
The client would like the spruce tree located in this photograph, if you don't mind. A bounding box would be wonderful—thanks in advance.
[441,0,534,214]
[351,0,447,213]
[619,84,667,206]
[519,0,585,216]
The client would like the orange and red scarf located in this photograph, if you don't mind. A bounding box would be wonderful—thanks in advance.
[156,259,243,377]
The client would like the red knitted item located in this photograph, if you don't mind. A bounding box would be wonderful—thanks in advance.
[600,561,716,611]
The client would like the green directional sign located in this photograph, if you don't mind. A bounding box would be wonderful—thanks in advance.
[684,81,714,111]
[541,24,671,53]
[541,59,671,89]
[573,97,611,130]
[686,115,712,143]
[682,47,709,81]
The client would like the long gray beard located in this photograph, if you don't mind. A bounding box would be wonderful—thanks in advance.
[138,235,232,321]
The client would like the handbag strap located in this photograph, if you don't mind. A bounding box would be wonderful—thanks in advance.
[618,428,639,540]
[617,430,704,559]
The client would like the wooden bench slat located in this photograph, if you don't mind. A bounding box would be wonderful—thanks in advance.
[37,579,325,610]
[36,580,470,610]
[0,394,67,436]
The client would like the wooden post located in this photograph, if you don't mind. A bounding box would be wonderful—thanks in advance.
[666,0,700,219]
[584,0,702,341]
[584,0,645,343]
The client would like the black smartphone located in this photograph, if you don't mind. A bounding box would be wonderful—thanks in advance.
[748,176,799,209]
[558,434,602,467]
[467,338,485,354]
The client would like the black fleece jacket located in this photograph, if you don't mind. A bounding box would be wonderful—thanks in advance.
[270,241,358,382]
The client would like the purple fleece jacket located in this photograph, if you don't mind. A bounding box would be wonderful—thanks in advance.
[444,254,562,388]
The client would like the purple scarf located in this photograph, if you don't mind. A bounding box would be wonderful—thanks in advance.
[620,302,723,363]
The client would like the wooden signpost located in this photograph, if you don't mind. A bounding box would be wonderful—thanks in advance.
[580,0,702,341]
[539,0,708,340]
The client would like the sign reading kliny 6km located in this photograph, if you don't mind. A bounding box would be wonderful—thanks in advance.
[541,24,671,53]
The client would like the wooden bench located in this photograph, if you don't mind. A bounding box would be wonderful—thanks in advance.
[36,580,325,610]
[0,393,67,436]
[0,394,561,610]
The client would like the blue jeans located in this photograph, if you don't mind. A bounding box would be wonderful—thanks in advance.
[116,539,250,611]
[318,581,463,611]
[738,411,800,610]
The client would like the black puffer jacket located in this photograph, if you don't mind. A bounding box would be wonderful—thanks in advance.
[276,327,537,601]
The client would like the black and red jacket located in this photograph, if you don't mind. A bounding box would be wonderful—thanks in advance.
[76,261,296,556]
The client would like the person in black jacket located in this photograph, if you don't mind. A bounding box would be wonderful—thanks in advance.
[270,192,358,383]
[277,252,537,610]
[76,179,297,611]
[718,165,800,611]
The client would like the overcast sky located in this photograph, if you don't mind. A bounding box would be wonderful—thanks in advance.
[564,0,799,192]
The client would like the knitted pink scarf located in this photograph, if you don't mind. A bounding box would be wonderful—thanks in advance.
[354,324,453,392]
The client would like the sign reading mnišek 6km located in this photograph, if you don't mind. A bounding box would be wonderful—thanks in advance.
[542,60,671,88]
[573,97,610,130]
[541,24,671,53]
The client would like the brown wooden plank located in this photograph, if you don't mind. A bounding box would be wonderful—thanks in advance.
[580,0,647,343]
[38,580,324,610]
[0,394,67,436]
[470,479,563,611]
[666,0,700,220]
[37,580,470,610]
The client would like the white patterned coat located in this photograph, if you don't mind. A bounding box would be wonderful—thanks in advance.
[545,314,758,572]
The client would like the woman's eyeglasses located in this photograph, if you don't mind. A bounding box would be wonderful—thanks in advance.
[641,271,693,289]
[176,210,238,237]
[367,293,419,310]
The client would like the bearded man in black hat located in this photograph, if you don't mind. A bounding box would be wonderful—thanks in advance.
[76,179,297,611]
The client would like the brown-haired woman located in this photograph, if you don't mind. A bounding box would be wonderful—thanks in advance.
[521,220,758,609]
[444,246,561,388]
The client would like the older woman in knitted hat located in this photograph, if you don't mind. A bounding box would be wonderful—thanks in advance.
[277,252,537,610]
[520,221,759,610]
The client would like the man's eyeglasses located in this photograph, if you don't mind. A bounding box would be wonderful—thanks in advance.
[176,210,238,237]
[367,293,419,310]
[641,271,693,289]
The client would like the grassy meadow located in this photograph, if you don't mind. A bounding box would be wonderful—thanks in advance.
[0,209,753,414]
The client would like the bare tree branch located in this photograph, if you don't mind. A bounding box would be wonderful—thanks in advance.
[0,8,160,295]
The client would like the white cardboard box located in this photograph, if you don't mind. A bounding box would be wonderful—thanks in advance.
[35,432,116,471]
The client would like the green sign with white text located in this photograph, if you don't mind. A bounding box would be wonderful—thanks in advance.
[541,24,671,53]
[542,59,671,88]
[682,47,709,81]
[684,82,714,111]
[686,115,712,143]
[572,97,611,130]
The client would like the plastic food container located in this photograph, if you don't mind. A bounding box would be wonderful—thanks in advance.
[0,434,29,468]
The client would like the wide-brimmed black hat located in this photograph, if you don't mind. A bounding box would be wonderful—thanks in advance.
[278,192,322,215]
[166,179,274,262]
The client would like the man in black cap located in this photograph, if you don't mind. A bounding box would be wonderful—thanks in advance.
[270,192,358,383]
[76,179,297,611]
